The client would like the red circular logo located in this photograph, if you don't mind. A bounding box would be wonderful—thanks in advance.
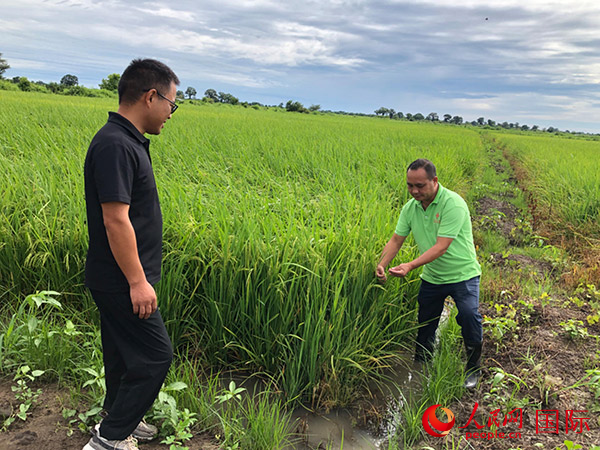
[422,404,455,437]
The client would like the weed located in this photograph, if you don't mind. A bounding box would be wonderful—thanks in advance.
[563,440,583,450]
[150,381,198,450]
[559,319,591,341]
[482,367,534,412]
[2,365,45,430]
[483,316,519,351]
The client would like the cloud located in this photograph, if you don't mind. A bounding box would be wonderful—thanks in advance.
[135,3,198,22]
[3,0,600,130]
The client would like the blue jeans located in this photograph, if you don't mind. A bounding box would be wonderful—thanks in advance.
[415,276,482,360]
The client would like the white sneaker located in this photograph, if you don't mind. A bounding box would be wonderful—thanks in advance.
[83,433,138,450]
[91,420,157,442]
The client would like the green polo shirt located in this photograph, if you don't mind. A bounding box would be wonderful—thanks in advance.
[395,184,481,284]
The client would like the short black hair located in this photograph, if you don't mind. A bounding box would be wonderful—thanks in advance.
[118,58,180,105]
[407,158,437,179]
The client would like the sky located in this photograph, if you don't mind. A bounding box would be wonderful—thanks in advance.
[3,0,600,133]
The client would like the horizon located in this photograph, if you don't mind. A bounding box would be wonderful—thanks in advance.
[3,0,600,133]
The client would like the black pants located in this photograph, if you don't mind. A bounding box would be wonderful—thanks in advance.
[90,289,173,440]
[415,276,483,360]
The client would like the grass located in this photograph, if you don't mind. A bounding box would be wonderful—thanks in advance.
[493,132,600,236]
[5,89,600,448]
[0,89,486,410]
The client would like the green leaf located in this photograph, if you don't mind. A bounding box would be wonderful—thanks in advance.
[165,382,187,391]
[27,317,38,334]
[62,408,76,419]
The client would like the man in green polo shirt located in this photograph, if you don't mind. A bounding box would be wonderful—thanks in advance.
[376,158,483,388]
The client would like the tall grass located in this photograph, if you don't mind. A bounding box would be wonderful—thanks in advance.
[493,132,600,236]
[0,90,485,407]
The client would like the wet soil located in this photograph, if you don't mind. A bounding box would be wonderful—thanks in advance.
[0,382,219,450]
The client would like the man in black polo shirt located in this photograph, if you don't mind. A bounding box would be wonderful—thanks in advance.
[83,59,179,450]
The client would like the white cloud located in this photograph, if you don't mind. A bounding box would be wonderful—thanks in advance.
[135,3,198,22]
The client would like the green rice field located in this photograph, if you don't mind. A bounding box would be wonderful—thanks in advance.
[2,89,600,449]
[0,89,485,406]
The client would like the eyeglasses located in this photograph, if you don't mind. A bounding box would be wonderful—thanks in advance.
[155,90,178,114]
[145,88,178,114]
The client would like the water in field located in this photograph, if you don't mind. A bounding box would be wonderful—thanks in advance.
[284,359,424,450]
[285,301,455,449]
[221,357,423,449]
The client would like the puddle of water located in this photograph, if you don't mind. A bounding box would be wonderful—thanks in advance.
[286,408,378,450]
[285,358,424,449]
[285,299,456,449]
[218,301,456,449]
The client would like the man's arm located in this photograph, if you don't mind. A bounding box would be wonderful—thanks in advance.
[376,233,407,282]
[389,236,453,277]
[101,201,157,319]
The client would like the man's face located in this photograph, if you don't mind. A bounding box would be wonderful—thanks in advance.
[406,168,438,204]
[147,82,177,135]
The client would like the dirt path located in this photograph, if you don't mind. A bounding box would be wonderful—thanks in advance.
[438,136,600,449]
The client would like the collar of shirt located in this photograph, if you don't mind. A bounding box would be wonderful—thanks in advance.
[429,183,444,206]
[107,112,149,146]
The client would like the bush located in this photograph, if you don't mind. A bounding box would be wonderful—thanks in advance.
[0,79,19,91]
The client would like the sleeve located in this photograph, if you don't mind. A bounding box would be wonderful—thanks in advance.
[437,199,467,238]
[394,202,412,236]
[92,143,136,205]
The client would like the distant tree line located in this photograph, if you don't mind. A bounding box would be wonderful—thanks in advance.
[373,106,565,134]
[0,52,593,135]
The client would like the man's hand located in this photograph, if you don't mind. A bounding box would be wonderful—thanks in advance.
[389,263,412,278]
[375,264,387,283]
[130,280,157,319]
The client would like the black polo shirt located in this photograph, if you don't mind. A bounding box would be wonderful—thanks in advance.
[84,112,162,292]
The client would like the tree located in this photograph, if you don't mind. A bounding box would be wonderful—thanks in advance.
[487,119,496,127]
[218,91,239,105]
[60,74,78,87]
[204,89,218,102]
[185,86,197,99]
[388,108,396,119]
[374,107,389,117]
[531,125,539,131]
[477,117,485,126]
[397,112,404,119]
[285,100,307,113]
[405,113,413,121]
[451,116,463,125]
[47,82,61,93]
[426,112,439,121]
[17,77,31,92]
[413,113,425,121]
[99,73,120,91]
[0,53,10,79]
[443,114,452,123]
[308,104,321,112]
[176,90,184,101]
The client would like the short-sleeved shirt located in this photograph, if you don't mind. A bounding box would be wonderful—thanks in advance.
[395,184,481,284]
[84,112,162,292]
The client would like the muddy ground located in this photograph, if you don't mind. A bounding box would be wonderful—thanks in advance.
[430,145,600,449]
[0,383,219,450]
